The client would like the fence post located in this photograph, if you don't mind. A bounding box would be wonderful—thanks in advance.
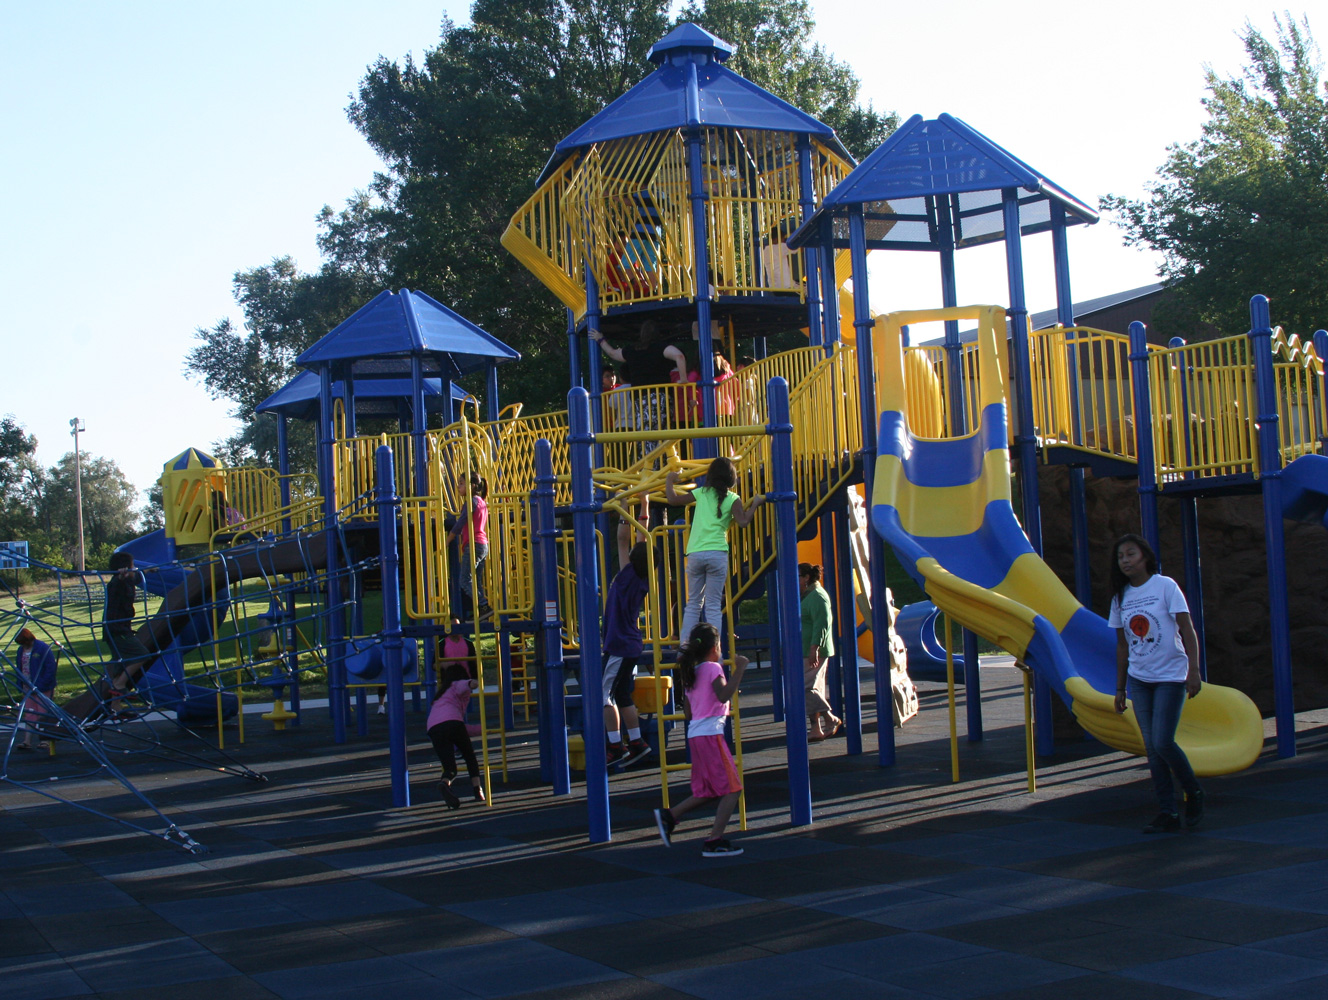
[375,445,410,807]
[1128,322,1161,554]
[769,376,812,826]
[534,439,570,794]
[1250,295,1295,758]
[569,388,611,839]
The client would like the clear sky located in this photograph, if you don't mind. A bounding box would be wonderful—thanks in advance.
[0,1,1285,500]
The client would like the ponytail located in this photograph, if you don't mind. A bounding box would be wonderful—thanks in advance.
[704,457,736,518]
[675,622,719,692]
[469,473,488,500]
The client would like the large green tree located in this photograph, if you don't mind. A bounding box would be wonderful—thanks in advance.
[1103,15,1328,338]
[0,416,41,543]
[187,0,895,455]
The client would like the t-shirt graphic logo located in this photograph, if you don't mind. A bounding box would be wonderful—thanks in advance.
[1127,611,1164,656]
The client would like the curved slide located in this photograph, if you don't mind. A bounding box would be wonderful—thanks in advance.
[65,532,329,722]
[868,305,1264,775]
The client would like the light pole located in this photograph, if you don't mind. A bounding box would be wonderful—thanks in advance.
[70,418,86,572]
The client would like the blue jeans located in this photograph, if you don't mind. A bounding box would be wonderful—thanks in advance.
[1129,678,1201,813]
[681,550,728,642]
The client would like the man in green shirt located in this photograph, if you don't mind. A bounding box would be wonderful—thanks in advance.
[800,563,841,740]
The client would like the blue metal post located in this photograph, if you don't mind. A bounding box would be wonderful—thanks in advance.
[833,504,862,753]
[685,111,717,448]
[319,365,347,743]
[1250,295,1296,757]
[410,355,429,499]
[937,193,981,740]
[1002,189,1053,756]
[567,308,582,390]
[797,135,823,350]
[819,510,841,715]
[276,412,300,722]
[848,206,896,766]
[1178,497,1207,680]
[569,388,610,838]
[534,440,569,793]
[769,376,812,825]
[375,445,410,806]
[767,576,784,722]
[1052,203,1093,608]
[1128,322,1161,554]
[819,214,840,348]
[486,362,500,424]
[1315,330,1328,454]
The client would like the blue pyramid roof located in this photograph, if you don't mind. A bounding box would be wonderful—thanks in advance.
[539,23,848,182]
[788,114,1098,252]
[255,370,472,422]
[296,289,520,378]
[165,447,217,471]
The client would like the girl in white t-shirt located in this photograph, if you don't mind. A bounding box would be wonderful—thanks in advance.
[1108,534,1204,834]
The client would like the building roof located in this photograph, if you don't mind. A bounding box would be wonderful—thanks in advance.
[254,370,472,423]
[918,283,1166,346]
[296,288,519,378]
[538,23,849,183]
[787,114,1098,252]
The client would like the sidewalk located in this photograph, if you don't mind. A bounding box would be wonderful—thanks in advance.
[3,662,1327,999]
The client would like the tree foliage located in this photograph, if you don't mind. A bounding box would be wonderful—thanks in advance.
[185,0,896,452]
[1103,15,1328,337]
[0,416,145,569]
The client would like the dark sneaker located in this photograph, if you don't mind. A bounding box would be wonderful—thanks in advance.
[439,781,461,810]
[653,808,675,847]
[701,838,744,858]
[1185,789,1205,828]
[606,741,628,767]
[622,738,653,766]
[1143,812,1181,834]
[472,784,486,804]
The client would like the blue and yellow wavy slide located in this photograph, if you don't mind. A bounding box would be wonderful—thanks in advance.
[869,306,1263,775]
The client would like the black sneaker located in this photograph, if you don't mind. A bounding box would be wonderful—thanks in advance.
[653,808,675,847]
[622,738,653,766]
[1185,789,1205,828]
[1143,812,1181,834]
[701,838,744,858]
[439,781,460,810]
[606,741,628,767]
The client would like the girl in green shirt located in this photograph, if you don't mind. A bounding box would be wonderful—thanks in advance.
[665,457,765,644]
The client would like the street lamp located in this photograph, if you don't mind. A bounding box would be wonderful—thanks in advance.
[70,418,86,572]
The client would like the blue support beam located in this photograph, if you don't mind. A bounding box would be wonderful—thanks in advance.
[375,445,410,807]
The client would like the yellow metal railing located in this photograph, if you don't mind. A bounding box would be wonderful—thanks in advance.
[1270,329,1327,463]
[900,343,983,439]
[1148,335,1259,483]
[333,431,418,515]
[503,130,851,316]
[1029,326,1141,463]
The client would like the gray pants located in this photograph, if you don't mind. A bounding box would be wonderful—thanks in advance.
[680,549,728,643]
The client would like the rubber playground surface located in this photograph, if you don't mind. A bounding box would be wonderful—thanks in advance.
[4,660,1328,1000]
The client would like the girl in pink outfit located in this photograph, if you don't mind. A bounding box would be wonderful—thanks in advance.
[653,623,747,857]
[427,628,484,809]
[449,472,490,616]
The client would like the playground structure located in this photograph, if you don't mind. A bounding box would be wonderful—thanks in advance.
[4,24,1328,851]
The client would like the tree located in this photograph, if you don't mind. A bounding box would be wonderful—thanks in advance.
[186,0,896,446]
[0,416,41,543]
[1103,15,1328,338]
[39,453,140,567]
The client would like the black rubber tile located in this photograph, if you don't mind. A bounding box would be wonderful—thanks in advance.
[322,908,515,954]
[195,922,383,975]
[679,858,872,899]
[789,845,980,883]
[92,975,280,1000]
[1048,892,1328,945]
[1019,927,1226,972]
[537,916,769,975]
[33,905,181,954]
[1010,839,1328,889]
[655,899,903,953]
[503,978,698,1000]
[368,870,530,907]
[980,972,1215,999]
[0,916,52,960]
[937,909,1117,950]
